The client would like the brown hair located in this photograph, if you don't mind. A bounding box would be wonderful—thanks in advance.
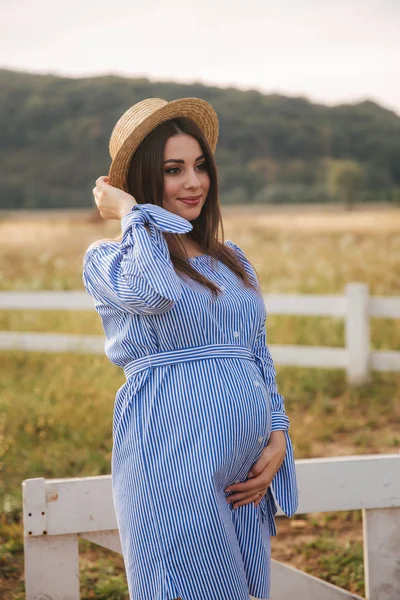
[115,117,259,298]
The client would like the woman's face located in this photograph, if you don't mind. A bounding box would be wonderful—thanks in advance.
[162,134,210,221]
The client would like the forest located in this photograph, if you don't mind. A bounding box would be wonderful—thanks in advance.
[1,68,400,209]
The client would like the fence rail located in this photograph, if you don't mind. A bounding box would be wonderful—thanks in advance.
[23,454,400,600]
[1,283,399,383]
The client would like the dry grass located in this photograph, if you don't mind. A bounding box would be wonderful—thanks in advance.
[222,203,400,233]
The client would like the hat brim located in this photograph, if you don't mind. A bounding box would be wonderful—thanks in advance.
[108,98,219,192]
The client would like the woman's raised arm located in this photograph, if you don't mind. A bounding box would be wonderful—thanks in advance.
[82,202,192,316]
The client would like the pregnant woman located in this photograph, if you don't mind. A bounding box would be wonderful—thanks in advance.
[82,97,298,600]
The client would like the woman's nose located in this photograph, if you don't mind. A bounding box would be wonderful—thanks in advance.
[184,169,201,189]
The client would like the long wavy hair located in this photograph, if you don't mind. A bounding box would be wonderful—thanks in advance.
[114,117,259,298]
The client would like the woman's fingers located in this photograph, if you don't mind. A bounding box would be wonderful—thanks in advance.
[226,480,269,504]
[225,468,273,508]
[227,491,267,509]
[92,175,134,220]
[232,494,262,509]
[225,466,271,495]
[226,478,270,500]
[222,433,286,513]
[253,495,264,508]
[226,489,261,503]
[95,175,108,186]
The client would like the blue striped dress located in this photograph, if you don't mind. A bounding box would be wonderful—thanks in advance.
[82,203,298,600]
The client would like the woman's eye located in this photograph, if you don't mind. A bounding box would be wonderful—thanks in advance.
[164,162,207,175]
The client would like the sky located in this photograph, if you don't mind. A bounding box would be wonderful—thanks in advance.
[1,0,399,114]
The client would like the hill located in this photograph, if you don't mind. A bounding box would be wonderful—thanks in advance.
[1,69,400,209]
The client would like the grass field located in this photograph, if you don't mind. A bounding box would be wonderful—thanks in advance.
[0,204,399,598]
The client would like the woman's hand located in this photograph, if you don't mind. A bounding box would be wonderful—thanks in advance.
[224,430,287,509]
[92,176,136,220]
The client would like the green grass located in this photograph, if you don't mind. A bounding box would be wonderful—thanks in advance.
[79,542,128,600]
[301,535,364,595]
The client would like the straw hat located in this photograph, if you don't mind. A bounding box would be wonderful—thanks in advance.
[108,97,219,191]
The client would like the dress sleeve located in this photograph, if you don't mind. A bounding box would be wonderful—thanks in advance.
[82,203,193,316]
[253,322,289,432]
[225,239,298,517]
[253,320,298,517]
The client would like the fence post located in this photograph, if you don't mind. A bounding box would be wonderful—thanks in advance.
[23,478,80,600]
[363,507,400,600]
[24,535,80,600]
[345,283,370,384]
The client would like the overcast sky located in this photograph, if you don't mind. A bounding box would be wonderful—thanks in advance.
[1,0,399,114]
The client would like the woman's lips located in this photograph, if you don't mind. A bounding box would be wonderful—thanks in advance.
[178,195,201,205]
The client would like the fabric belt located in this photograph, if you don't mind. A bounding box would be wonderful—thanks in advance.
[123,343,257,381]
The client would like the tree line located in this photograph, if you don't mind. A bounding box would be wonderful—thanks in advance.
[1,68,400,210]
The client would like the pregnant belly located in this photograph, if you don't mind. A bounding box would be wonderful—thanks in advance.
[121,357,272,494]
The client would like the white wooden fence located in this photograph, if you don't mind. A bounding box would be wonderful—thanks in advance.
[1,283,400,384]
[23,454,400,600]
